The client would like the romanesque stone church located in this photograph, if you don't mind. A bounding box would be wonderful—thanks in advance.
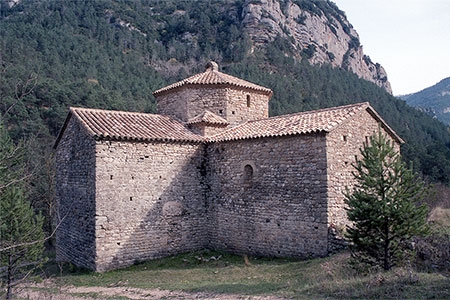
[54,61,402,272]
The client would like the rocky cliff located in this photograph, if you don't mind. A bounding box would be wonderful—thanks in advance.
[241,0,392,93]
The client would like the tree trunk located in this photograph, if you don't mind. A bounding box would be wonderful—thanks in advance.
[384,224,390,271]
[6,254,13,300]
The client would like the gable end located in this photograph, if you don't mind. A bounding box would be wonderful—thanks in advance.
[364,106,404,144]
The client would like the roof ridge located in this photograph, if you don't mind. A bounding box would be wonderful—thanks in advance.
[184,71,204,83]
[207,102,375,143]
[56,102,402,148]
[207,121,249,140]
[70,107,162,118]
[187,110,229,125]
[212,69,228,82]
[246,102,369,124]
[61,107,205,145]
[153,68,272,95]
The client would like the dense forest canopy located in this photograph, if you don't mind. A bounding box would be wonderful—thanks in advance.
[0,0,449,183]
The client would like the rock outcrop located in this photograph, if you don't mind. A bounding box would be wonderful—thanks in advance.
[6,0,21,8]
[241,0,392,94]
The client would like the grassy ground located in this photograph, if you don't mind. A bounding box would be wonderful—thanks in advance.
[31,250,449,300]
[16,205,448,299]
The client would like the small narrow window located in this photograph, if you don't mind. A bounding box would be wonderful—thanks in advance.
[232,111,235,115]
[246,95,251,107]
[219,109,223,114]
[343,135,347,142]
[243,164,253,186]
[110,175,113,180]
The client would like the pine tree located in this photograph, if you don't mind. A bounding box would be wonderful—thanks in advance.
[0,125,46,299]
[344,130,429,271]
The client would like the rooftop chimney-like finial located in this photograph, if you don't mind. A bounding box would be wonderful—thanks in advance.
[205,61,219,72]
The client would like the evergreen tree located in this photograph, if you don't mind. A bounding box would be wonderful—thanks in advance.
[344,130,429,271]
[0,125,46,299]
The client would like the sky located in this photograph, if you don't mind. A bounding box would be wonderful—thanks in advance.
[333,0,450,96]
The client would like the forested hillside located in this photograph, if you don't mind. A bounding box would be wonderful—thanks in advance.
[400,77,450,126]
[0,0,449,183]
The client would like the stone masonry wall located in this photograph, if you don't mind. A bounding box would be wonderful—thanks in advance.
[94,140,207,271]
[156,87,227,122]
[156,86,270,125]
[326,108,401,252]
[206,134,329,258]
[188,123,228,137]
[55,117,97,270]
[225,88,269,125]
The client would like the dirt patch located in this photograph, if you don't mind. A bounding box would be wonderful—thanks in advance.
[18,281,288,300]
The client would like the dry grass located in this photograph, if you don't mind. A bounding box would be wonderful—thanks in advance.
[429,207,450,228]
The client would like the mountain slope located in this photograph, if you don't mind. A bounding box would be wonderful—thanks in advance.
[0,0,449,183]
[242,0,391,93]
[400,77,450,125]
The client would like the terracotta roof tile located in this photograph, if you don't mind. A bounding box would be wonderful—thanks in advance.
[68,107,203,143]
[208,102,401,142]
[153,64,272,96]
[187,110,229,126]
[54,102,403,149]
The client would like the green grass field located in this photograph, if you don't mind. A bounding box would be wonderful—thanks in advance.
[35,249,449,300]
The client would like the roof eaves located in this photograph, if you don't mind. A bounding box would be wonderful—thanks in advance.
[153,70,273,97]
[207,126,327,143]
[319,102,370,133]
[365,106,404,144]
[95,134,205,145]
[54,107,100,149]
[322,102,404,144]
[153,82,272,97]
[53,111,73,149]
[189,121,229,126]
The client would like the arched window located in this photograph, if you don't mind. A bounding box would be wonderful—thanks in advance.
[246,95,251,107]
[243,164,253,185]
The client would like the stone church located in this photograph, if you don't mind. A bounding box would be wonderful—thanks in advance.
[54,61,402,272]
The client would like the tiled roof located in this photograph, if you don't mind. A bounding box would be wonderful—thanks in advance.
[54,103,403,149]
[208,102,403,143]
[187,110,229,126]
[153,62,272,96]
[54,107,203,148]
